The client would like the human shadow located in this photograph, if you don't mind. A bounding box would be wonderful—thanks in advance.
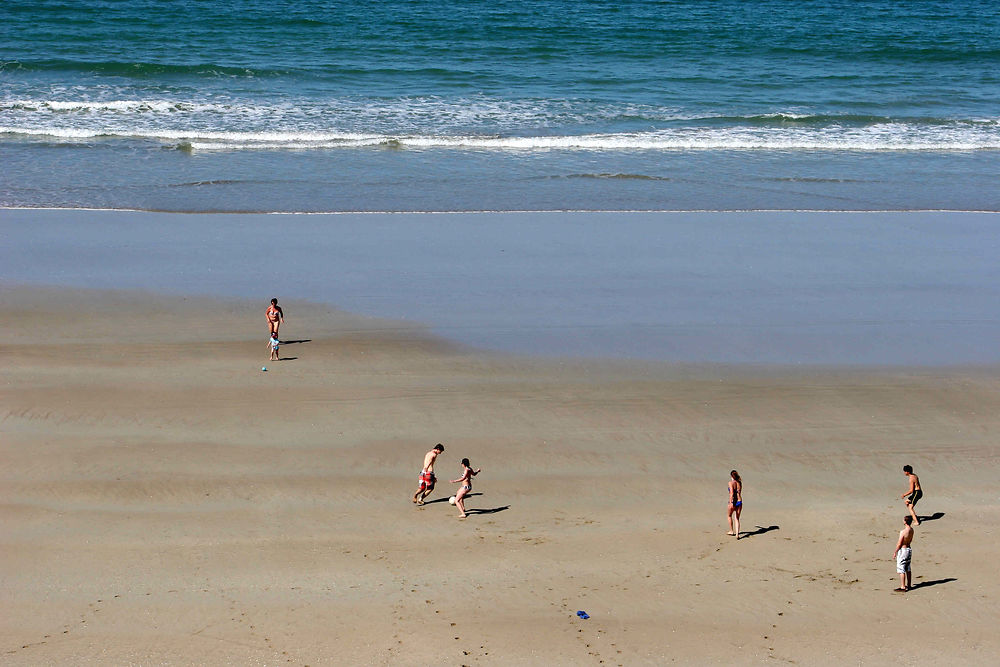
[739,525,780,539]
[279,339,311,345]
[463,505,510,516]
[278,356,298,361]
[917,512,945,523]
[909,577,957,590]
[421,492,483,506]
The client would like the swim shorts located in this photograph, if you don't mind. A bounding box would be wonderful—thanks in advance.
[907,489,923,506]
[896,547,912,574]
[418,470,435,489]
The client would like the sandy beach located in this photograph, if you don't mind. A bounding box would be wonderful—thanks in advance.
[2,284,999,665]
[6,0,1000,661]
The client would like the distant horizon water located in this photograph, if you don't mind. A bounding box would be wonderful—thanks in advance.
[3,0,1000,212]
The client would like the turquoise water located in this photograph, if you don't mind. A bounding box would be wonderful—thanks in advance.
[2,0,999,211]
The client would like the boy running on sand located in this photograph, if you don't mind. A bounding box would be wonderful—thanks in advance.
[413,444,444,505]
[900,465,923,525]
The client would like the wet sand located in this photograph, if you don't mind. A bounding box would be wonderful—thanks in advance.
[2,285,999,664]
[4,208,1000,365]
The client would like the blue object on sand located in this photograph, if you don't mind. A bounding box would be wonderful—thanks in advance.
[576,610,590,619]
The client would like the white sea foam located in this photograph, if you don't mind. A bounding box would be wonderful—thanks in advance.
[5,124,998,152]
[4,94,999,140]
[2,93,999,152]
[0,95,703,131]
[0,99,234,114]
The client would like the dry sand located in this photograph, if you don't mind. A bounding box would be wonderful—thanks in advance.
[2,285,999,665]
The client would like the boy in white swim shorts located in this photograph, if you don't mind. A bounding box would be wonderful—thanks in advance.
[892,515,915,592]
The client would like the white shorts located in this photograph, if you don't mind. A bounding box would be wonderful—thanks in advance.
[896,547,912,574]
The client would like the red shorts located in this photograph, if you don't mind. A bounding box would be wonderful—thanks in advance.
[418,471,435,489]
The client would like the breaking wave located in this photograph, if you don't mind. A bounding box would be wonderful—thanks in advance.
[3,124,998,152]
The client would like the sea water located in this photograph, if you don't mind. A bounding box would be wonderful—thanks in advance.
[4,208,1000,365]
[2,0,999,212]
[3,2,1000,363]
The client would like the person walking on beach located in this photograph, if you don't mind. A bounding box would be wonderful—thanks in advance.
[266,298,284,338]
[892,515,915,592]
[267,331,280,361]
[413,444,444,505]
[727,470,743,538]
[450,458,481,519]
[900,464,922,525]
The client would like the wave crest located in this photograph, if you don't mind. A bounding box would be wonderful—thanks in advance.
[0,99,229,113]
[11,59,276,78]
[6,126,998,152]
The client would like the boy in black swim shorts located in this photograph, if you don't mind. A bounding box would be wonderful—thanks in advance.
[900,465,923,525]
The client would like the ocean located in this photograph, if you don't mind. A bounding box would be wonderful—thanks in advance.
[2,0,999,212]
[3,1,999,364]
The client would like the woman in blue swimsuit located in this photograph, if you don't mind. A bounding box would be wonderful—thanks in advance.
[727,470,743,538]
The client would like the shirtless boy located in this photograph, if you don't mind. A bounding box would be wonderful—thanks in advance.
[892,515,915,592]
[900,464,922,525]
[412,443,444,505]
[266,298,284,337]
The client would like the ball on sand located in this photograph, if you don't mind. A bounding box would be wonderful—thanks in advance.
[261,367,267,372]
[449,496,457,505]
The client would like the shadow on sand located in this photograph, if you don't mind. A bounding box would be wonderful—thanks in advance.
[463,506,510,516]
[909,577,957,591]
[917,512,945,523]
[420,492,483,506]
[278,339,311,345]
[739,525,780,539]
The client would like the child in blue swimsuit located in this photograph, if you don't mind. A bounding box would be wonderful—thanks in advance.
[268,332,280,361]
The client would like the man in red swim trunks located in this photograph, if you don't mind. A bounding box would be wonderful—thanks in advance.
[412,443,444,505]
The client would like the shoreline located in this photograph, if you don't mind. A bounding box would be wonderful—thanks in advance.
[6,205,1000,214]
[4,208,999,366]
[3,285,999,664]
[6,283,1000,376]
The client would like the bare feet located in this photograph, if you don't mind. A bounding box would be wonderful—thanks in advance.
[458,514,467,519]
[726,532,736,536]
[893,587,907,592]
